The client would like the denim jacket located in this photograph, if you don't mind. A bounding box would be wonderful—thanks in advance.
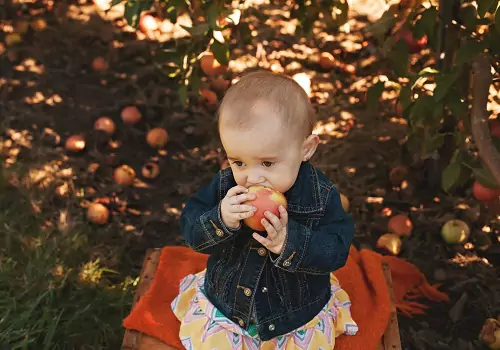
[179,161,354,341]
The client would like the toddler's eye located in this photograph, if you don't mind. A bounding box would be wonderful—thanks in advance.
[232,161,244,167]
[262,161,274,167]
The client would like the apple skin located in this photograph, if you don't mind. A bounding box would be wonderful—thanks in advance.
[473,181,500,203]
[243,186,287,232]
[441,219,470,245]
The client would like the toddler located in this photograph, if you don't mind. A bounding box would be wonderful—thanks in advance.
[171,70,358,349]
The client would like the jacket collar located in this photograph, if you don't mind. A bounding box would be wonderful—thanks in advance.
[284,161,322,214]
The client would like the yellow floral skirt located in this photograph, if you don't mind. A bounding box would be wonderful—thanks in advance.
[171,269,358,349]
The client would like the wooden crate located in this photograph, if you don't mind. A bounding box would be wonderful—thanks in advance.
[122,248,402,350]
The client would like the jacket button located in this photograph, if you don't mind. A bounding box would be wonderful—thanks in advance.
[283,260,291,267]
[268,324,275,331]
[238,319,245,327]
[244,288,252,297]
[261,287,268,293]
[215,228,224,237]
[257,248,267,256]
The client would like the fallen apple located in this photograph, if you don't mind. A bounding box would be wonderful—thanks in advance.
[14,21,29,35]
[121,106,142,125]
[479,317,500,349]
[92,56,108,72]
[473,181,499,203]
[87,202,109,225]
[376,233,402,255]
[388,214,413,237]
[339,193,350,212]
[441,219,470,244]
[30,18,47,31]
[142,162,160,179]
[94,117,115,135]
[146,128,168,148]
[243,186,287,232]
[65,135,86,152]
[113,165,136,186]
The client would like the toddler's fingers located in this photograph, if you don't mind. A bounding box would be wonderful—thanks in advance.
[230,204,256,213]
[279,205,288,225]
[230,192,256,204]
[261,218,278,240]
[252,232,272,247]
[226,185,248,198]
[233,211,255,220]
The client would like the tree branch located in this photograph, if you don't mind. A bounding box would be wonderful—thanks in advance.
[471,54,500,186]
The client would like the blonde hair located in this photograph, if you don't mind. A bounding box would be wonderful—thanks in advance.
[217,70,315,139]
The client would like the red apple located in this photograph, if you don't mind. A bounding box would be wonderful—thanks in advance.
[479,317,500,349]
[87,203,109,225]
[141,162,160,179]
[388,214,413,237]
[339,193,350,212]
[441,219,470,245]
[490,119,500,138]
[376,233,402,255]
[113,165,136,186]
[92,56,108,72]
[243,186,287,231]
[146,128,168,148]
[473,181,500,203]
[65,135,86,152]
[121,106,142,125]
[94,117,115,135]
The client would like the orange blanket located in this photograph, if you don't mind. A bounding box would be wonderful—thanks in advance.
[123,245,448,349]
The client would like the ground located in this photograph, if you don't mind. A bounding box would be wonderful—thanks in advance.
[0,0,499,349]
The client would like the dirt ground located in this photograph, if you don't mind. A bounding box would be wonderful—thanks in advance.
[1,1,499,349]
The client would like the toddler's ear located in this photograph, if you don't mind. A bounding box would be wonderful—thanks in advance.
[302,134,319,161]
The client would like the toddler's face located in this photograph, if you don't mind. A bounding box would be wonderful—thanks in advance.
[220,114,308,194]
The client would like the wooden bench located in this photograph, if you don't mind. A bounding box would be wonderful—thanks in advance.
[122,248,402,350]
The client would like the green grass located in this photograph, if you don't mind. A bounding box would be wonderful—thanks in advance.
[0,168,135,349]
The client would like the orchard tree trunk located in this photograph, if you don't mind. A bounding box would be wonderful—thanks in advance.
[471,54,500,187]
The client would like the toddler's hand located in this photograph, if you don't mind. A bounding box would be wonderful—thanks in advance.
[220,186,257,229]
[252,206,288,255]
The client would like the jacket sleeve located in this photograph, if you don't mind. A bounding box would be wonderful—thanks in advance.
[270,186,354,275]
[179,172,242,254]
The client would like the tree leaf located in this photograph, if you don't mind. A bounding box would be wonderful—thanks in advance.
[456,39,487,66]
[210,40,229,66]
[389,40,410,77]
[366,81,384,112]
[423,132,445,155]
[442,151,462,192]
[472,167,500,189]
[414,6,438,38]
[180,23,209,37]
[124,1,141,28]
[477,0,496,17]
[447,96,468,121]
[123,0,153,28]
[399,84,412,111]
[409,95,435,127]
[434,71,460,102]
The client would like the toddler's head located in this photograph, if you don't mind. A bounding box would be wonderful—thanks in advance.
[217,70,319,193]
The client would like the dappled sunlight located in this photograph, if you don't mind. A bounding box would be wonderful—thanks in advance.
[449,253,492,268]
